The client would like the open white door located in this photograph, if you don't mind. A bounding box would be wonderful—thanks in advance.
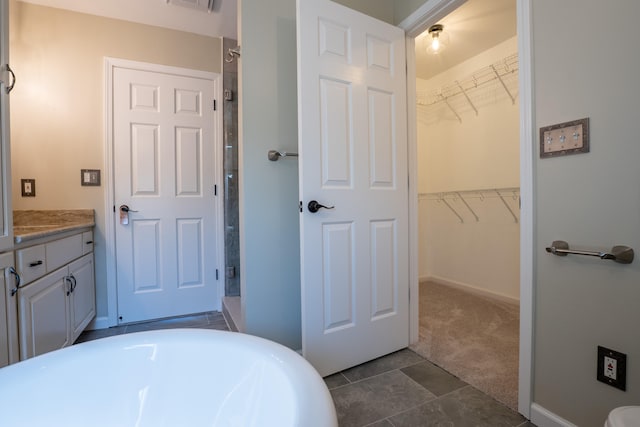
[297,0,409,376]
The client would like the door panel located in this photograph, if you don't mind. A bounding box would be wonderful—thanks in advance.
[114,66,219,324]
[298,0,408,376]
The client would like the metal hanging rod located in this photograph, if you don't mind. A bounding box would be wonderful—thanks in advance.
[546,240,634,264]
[268,150,298,161]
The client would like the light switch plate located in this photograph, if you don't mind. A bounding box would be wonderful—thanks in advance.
[81,169,101,186]
[540,117,589,158]
[21,179,36,197]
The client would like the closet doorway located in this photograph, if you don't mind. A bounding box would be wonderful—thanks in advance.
[411,0,520,411]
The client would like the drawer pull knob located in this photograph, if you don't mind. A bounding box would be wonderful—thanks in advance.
[29,260,43,268]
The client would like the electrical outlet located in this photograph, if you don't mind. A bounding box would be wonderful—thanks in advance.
[604,356,617,380]
[597,346,626,391]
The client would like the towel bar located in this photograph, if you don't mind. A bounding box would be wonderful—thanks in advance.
[268,150,298,161]
[545,240,634,264]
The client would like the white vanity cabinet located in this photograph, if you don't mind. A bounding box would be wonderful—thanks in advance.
[16,230,95,360]
[0,251,18,368]
[69,253,95,342]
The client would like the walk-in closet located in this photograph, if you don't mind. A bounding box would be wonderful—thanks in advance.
[410,0,520,410]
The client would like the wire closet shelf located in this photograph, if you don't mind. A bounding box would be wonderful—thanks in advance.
[416,53,519,123]
[419,187,520,224]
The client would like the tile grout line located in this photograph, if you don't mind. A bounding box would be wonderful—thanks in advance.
[337,354,428,385]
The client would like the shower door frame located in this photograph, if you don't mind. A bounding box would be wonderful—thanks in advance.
[399,0,534,419]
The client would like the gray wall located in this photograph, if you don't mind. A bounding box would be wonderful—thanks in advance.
[239,0,301,349]
[334,0,395,23]
[238,0,396,349]
[394,0,430,24]
[532,1,640,425]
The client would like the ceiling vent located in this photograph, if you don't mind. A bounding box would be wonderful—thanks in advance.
[166,0,215,13]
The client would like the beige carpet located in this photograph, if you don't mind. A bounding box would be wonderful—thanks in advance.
[410,280,519,410]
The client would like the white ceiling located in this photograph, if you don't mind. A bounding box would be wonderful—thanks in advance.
[415,0,516,80]
[17,0,238,39]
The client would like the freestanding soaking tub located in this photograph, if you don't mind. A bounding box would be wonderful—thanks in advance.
[0,329,338,426]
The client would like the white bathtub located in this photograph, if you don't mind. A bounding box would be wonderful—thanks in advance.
[0,329,338,427]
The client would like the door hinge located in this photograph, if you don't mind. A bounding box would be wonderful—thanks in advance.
[216,269,219,280]
[213,99,217,111]
[299,201,303,213]
[214,184,217,196]
[113,205,116,213]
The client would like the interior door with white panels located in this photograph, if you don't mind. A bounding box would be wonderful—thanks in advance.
[298,0,409,376]
[113,64,221,324]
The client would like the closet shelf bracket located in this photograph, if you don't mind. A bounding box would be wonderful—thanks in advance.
[455,80,478,116]
[456,192,479,222]
[490,64,516,105]
[440,94,462,123]
[497,190,519,223]
[438,194,464,223]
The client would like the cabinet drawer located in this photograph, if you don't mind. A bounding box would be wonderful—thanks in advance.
[46,234,82,273]
[82,231,94,255]
[16,245,47,285]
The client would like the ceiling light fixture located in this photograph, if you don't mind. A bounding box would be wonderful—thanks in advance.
[427,24,447,55]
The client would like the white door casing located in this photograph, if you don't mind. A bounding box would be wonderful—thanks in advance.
[297,0,409,376]
[112,62,222,324]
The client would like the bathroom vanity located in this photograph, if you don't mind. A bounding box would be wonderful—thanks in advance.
[0,210,96,367]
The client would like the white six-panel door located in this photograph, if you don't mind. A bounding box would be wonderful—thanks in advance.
[113,65,220,324]
[297,0,409,376]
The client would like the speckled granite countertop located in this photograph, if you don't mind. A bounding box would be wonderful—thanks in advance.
[14,210,95,243]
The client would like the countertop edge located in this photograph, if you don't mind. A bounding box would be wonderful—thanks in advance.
[14,222,95,245]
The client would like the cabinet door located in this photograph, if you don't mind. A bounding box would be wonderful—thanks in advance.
[0,0,13,252]
[18,267,70,359]
[69,254,95,343]
[0,251,17,367]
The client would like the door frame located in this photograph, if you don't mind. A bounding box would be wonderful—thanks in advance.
[101,57,225,328]
[399,0,534,418]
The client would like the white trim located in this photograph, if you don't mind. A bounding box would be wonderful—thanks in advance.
[88,316,111,330]
[425,276,520,305]
[402,0,534,419]
[530,403,578,427]
[407,36,420,345]
[103,57,224,328]
[398,0,468,37]
[104,58,118,328]
[516,0,534,418]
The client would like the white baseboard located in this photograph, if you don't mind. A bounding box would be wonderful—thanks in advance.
[530,403,577,427]
[86,316,114,331]
[421,275,520,305]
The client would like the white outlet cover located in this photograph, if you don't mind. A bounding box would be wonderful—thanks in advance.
[604,356,617,380]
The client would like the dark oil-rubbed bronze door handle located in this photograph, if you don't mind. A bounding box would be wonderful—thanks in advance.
[308,200,334,213]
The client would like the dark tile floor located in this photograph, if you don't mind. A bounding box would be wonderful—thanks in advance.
[74,311,230,343]
[326,349,535,427]
[76,313,535,427]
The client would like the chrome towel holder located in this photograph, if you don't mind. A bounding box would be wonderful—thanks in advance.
[545,240,634,264]
[268,150,298,161]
